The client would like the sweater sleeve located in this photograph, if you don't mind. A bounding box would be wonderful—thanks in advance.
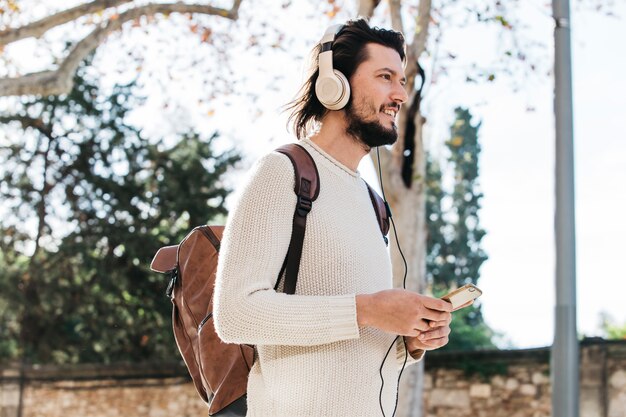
[396,337,424,369]
[213,151,360,346]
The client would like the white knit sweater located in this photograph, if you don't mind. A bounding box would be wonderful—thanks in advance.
[214,138,422,417]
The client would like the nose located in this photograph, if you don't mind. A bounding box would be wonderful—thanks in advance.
[391,81,409,105]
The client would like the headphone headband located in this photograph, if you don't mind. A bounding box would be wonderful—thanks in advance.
[320,24,344,46]
[315,24,350,111]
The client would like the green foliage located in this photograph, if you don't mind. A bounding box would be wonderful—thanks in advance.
[605,325,626,340]
[426,107,495,351]
[444,307,498,351]
[600,313,626,340]
[0,59,241,364]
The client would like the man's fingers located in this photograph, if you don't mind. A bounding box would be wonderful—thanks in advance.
[421,336,449,348]
[452,299,474,312]
[428,320,449,328]
[419,326,451,341]
[421,309,452,323]
[413,319,432,332]
[422,297,453,312]
[407,329,421,337]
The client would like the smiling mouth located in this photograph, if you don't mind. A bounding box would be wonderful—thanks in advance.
[381,109,397,121]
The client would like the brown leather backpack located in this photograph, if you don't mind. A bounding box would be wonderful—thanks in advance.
[150,143,389,415]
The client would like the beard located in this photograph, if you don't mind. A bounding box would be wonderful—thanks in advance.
[344,99,399,150]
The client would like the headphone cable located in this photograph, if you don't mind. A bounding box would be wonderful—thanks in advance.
[375,146,410,417]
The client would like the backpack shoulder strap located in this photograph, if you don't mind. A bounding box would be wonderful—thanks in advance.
[274,143,320,295]
[364,182,391,246]
[273,143,392,293]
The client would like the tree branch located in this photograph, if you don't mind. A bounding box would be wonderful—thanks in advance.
[411,0,431,60]
[390,0,431,173]
[33,130,55,257]
[406,0,431,92]
[0,115,53,138]
[388,0,404,33]
[0,1,243,97]
[357,0,377,19]
[0,0,133,45]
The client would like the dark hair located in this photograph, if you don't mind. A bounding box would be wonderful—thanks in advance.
[285,19,406,139]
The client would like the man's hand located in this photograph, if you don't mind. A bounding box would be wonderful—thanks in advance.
[404,299,474,353]
[356,289,452,337]
[404,323,451,353]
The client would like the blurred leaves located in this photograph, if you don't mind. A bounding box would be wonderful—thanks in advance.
[600,313,626,340]
[0,0,20,15]
[493,15,512,29]
[0,57,241,365]
[445,307,498,351]
[426,107,495,351]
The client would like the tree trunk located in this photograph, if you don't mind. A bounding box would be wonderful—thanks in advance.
[375,110,428,417]
[363,1,432,415]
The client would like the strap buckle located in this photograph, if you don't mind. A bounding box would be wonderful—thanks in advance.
[165,269,178,299]
[296,195,312,216]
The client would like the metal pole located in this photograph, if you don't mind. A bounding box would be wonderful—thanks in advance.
[551,0,579,416]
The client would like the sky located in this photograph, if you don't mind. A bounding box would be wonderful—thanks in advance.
[2,0,625,349]
[422,3,626,347]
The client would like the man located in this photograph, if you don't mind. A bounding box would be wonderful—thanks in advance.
[214,19,453,417]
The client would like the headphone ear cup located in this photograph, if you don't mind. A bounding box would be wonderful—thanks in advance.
[331,70,350,110]
[315,69,350,111]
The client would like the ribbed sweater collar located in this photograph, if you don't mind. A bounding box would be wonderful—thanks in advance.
[301,138,361,180]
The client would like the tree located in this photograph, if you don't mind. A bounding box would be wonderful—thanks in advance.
[0,0,243,96]
[426,107,494,351]
[0,58,241,364]
[429,108,488,295]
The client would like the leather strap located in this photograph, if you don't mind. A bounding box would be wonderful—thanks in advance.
[274,143,390,294]
[365,182,390,242]
[275,144,320,295]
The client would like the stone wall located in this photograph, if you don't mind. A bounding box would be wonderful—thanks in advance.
[424,348,553,417]
[422,338,626,417]
[0,363,205,417]
[1,339,625,417]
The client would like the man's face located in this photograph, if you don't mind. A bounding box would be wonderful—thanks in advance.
[344,43,408,150]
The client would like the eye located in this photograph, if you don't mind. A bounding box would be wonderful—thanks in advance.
[380,73,391,81]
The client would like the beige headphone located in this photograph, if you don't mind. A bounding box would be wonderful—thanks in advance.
[315,24,350,111]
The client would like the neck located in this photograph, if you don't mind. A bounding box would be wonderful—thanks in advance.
[308,111,369,172]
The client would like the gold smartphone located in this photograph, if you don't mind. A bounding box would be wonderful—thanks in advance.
[440,283,482,310]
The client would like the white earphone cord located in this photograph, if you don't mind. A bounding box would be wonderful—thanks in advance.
[375,146,409,417]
